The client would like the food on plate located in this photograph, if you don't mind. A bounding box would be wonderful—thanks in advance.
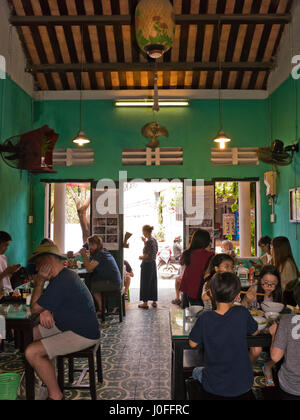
[250,309,264,317]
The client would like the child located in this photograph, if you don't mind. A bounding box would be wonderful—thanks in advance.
[123,260,134,300]
[242,265,283,309]
[269,283,300,400]
[242,265,283,386]
[202,253,235,310]
[189,272,258,399]
[172,264,185,306]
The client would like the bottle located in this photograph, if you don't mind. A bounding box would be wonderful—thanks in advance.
[26,293,31,306]
[22,280,30,300]
[237,263,249,283]
[248,267,255,285]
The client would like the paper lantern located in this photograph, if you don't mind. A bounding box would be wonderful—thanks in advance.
[135,0,175,59]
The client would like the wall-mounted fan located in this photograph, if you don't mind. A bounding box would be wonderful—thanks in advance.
[0,125,58,173]
[257,140,299,166]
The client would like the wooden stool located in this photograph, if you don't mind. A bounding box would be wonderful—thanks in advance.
[101,289,125,323]
[183,349,204,379]
[185,379,256,400]
[57,340,103,400]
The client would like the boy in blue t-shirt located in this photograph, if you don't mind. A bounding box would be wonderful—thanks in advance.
[189,272,258,398]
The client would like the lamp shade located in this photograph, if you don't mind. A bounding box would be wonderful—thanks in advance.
[72,130,90,147]
[213,129,231,149]
[135,0,175,59]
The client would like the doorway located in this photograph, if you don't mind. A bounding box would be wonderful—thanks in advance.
[46,182,91,253]
[123,180,184,303]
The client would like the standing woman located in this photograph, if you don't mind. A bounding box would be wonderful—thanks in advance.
[138,225,158,309]
[179,229,214,306]
[271,236,299,305]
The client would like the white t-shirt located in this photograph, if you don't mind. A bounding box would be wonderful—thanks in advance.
[0,255,12,292]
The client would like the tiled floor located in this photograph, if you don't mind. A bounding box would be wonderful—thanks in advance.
[0,285,268,400]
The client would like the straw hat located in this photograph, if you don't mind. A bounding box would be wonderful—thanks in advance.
[28,243,67,263]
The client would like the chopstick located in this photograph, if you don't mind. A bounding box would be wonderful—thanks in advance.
[240,291,266,297]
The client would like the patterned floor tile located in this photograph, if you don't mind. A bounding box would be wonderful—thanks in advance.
[0,287,271,400]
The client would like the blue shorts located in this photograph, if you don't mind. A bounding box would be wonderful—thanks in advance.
[192,367,204,383]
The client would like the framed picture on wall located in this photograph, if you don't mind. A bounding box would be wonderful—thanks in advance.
[289,188,300,222]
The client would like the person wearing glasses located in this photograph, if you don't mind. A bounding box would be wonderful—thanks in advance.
[242,265,283,387]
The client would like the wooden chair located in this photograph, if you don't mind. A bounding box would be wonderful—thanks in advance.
[57,339,103,400]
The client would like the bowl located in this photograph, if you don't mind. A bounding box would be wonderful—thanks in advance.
[253,316,268,331]
[265,311,280,321]
[261,302,284,313]
[187,305,204,316]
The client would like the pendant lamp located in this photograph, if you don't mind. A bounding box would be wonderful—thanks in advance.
[135,0,175,59]
[73,26,90,147]
[213,21,231,149]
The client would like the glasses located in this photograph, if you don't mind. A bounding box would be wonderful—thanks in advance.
[261,282,277,288]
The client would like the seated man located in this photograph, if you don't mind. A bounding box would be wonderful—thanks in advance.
[25,242,100,401]
[0,231,21,294]
[80,235,122,316]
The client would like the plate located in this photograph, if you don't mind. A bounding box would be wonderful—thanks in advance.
[264,311,280,321]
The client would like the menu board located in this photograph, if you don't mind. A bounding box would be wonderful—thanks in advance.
[92,188,119,250]
[185,184,215,248]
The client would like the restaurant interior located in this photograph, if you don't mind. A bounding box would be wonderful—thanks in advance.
[0,0,300,402]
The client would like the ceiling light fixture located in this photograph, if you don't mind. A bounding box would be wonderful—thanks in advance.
[213,20,231,149]
[73,25,90,147]
[115,99,189,107]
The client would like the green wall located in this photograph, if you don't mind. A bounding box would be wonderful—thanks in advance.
[270,76,300,263]
[32,97,273,248]
[0,76,33,265]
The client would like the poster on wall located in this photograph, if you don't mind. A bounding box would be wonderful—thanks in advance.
[223,214,236,235]
[92,188,120,250]
[185,184,215,248]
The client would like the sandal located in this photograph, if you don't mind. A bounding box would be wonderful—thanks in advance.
[138,304,149,309]
[152,302,157,308]
[262,363,275,387]
[171,299,181,305]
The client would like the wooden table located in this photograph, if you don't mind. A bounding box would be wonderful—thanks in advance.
[169,307,272,401]
[0,303,36,400]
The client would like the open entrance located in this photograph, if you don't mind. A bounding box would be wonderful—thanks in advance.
[47,182,91,253]
[123,181,183,303]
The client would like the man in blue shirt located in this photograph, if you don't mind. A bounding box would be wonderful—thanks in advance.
[25,243,100,400]
[189,272,258,399]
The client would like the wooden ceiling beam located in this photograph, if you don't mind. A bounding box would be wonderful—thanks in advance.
[10,13,292,26]
[26,61,275,73]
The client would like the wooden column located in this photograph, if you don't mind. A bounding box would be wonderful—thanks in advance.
[53,183,66,253]
[238,182,251,257]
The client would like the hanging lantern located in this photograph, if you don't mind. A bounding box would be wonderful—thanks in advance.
[135,0,175,59]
